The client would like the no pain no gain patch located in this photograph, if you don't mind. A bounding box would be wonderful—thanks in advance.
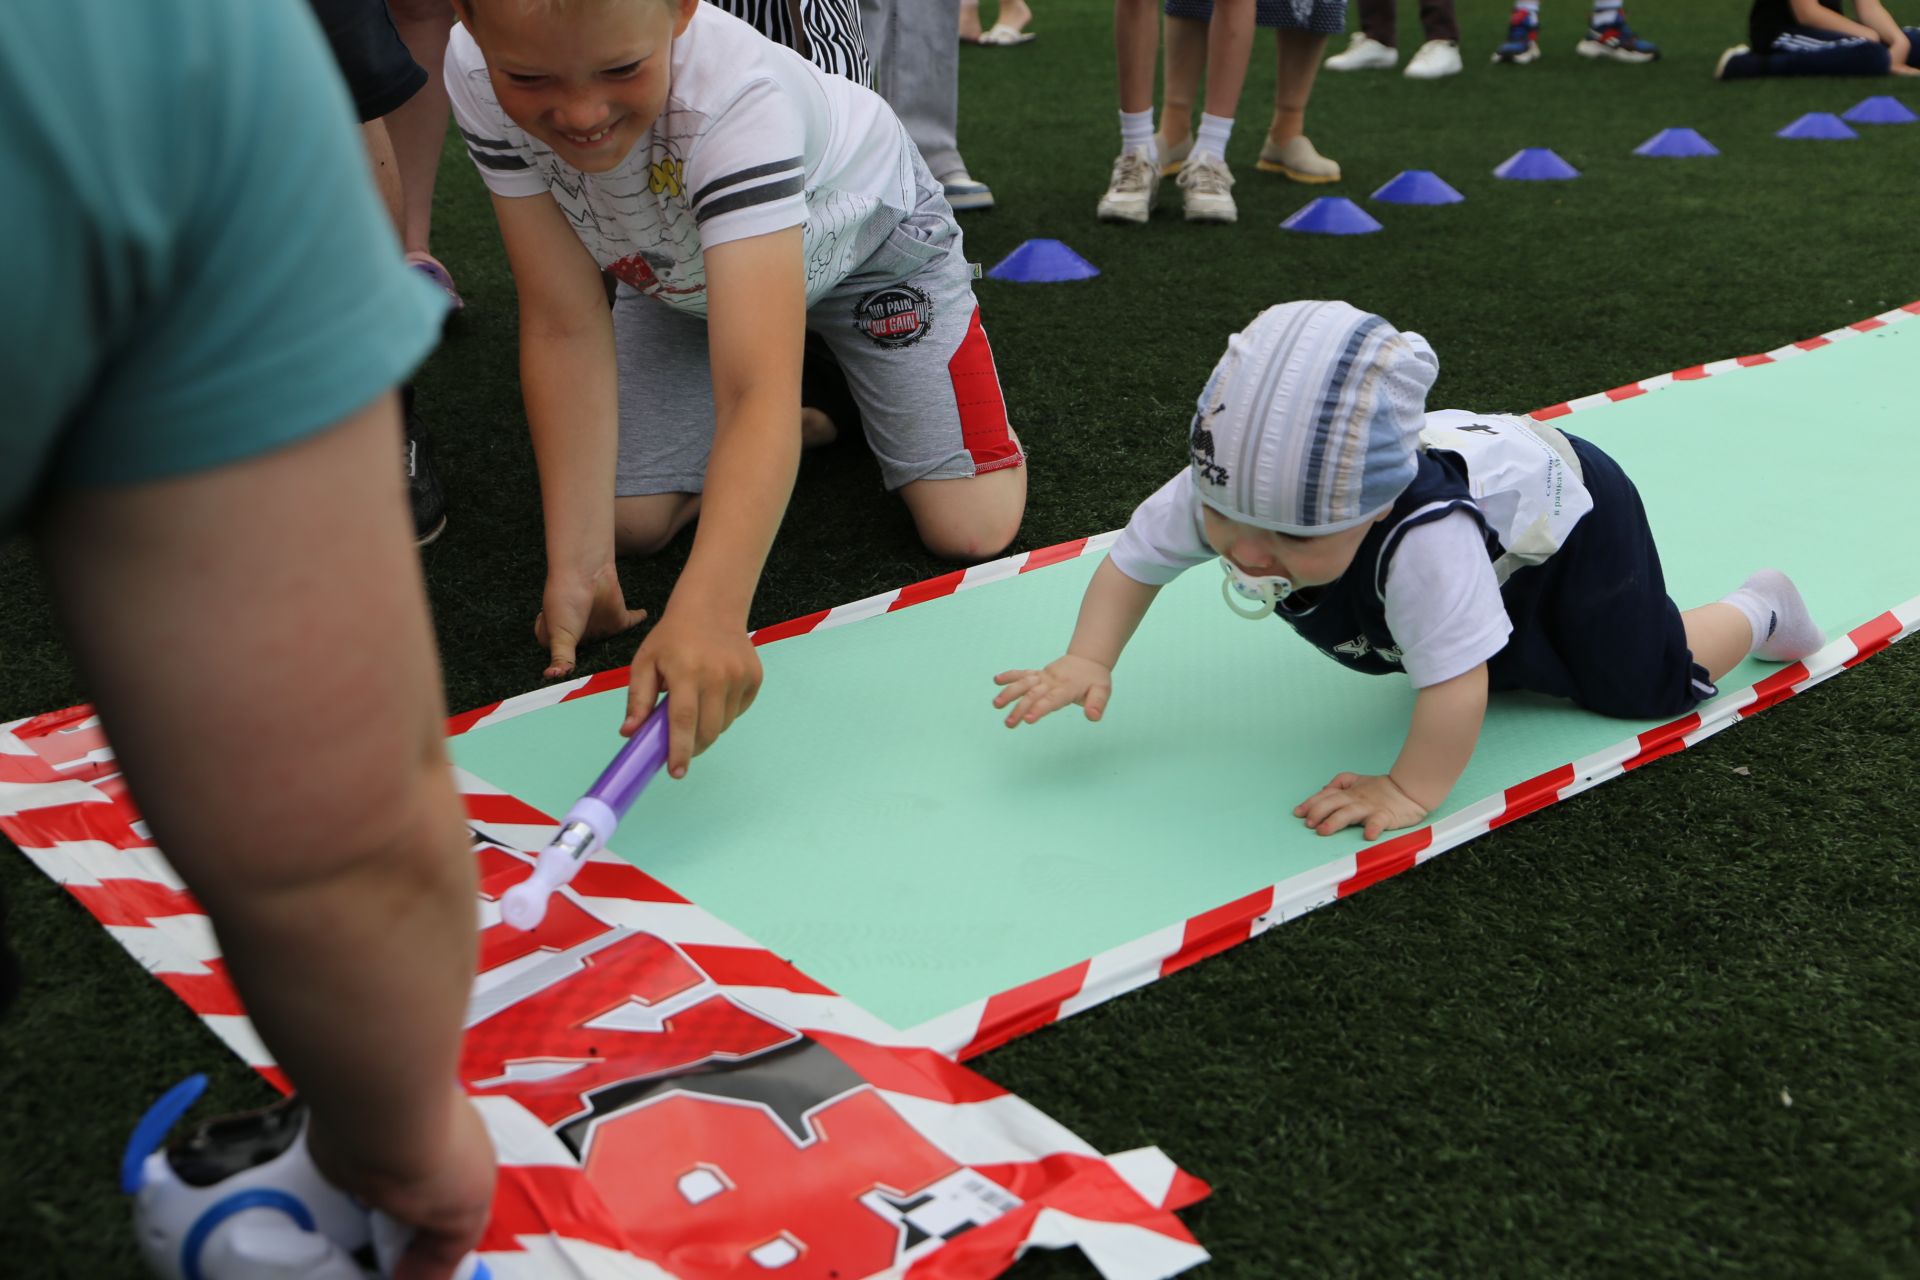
[854,285,933,349]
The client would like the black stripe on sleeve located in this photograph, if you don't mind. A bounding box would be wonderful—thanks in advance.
[694,173,808,222]
[458,125,518,151]
[690,157,806,211]
[467,146,532,172]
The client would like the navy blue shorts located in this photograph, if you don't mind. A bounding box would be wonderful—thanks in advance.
[306,0,427,123]
[1489,435,1716,721]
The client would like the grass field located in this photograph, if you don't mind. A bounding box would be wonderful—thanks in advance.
[4,1,1919,1274]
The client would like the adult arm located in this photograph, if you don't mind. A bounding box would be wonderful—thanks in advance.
[492,189,650,677]
[35,394,491,1280]
[621,226,808,773]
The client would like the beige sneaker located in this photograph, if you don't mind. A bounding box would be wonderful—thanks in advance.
[1177,152,1237,223]
[1324,32,1399,70]
[1096,145,1160,223]
[1257,135,1341,184]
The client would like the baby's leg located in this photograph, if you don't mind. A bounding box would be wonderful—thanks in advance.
[1677,603,1752,684]
[1709,569,1824,666]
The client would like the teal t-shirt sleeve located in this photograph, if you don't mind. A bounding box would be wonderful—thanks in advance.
[66,0,446,487]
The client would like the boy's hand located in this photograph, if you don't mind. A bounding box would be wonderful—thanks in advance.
[992,655,1113,727]
[536,565,648,679]
[624,600,762,778]
[1294,772,1430,840]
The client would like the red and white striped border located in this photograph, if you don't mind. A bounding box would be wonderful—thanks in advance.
[440,299,1920,1059]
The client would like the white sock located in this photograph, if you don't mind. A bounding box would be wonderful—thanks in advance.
[1120,109,1156,163]
[1192,113,1235,164]
[1515,1,1540,15]
[1590,4,1621,25]
[1720,570,1825,663]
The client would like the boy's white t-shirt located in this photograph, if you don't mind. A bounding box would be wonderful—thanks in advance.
[445,4,919,314]
[1109,438,1514,690]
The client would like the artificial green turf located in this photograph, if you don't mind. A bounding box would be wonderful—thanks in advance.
[4,1,1918,1273]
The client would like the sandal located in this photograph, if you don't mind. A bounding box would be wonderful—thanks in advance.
[978,23,1036,45]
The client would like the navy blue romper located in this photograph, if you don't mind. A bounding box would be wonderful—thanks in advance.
[1274,435,1717,720]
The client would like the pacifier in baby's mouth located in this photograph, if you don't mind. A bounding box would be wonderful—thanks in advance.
[1220,559,1293,620]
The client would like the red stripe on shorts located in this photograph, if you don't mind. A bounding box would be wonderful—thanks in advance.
[947,307,1023,473]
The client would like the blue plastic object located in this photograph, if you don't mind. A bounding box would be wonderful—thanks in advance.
[1370,170,1464,205]
[986,239,1100,283]
[1634,127,1719,158]
[1279,197,1383,235]
[1776,112,1857,140]
[1842,96,1919,125]
[1493,148,1580,180]
[122,1074,209,1194]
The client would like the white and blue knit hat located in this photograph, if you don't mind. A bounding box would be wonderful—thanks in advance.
[1187,301,1439,535]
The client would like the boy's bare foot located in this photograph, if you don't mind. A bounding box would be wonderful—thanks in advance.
[959,1,984,42]
[801,407,839,449]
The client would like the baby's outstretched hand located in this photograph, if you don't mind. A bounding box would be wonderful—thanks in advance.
[992,656,1113,728]
[1294,773,1429,840]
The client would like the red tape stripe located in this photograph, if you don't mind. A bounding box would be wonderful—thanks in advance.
[1160,886,1276,977]
[959,960,1092,1060]
[464,793,555,826]
[1739,661,1810,717]
[1336,827,1435,897]
[890,569,967,611]
[1622,713,1702,771]
[64,879,200,926]
[1491,763,1576,829]
[1021,537,1091,572]
[1844,612,1901,668]
[750,608,830,646]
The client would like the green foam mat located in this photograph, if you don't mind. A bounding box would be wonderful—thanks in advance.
[451,322,1920,1032]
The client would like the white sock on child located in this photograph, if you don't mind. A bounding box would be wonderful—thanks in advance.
[1192,113,1235,164]
[1720,570,1824,663]
[1120,109,1157,163]
[1590,4,1621,24]
[1515,1,1541,15]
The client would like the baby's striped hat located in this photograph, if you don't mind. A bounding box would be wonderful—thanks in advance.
[1188,300,1439,535]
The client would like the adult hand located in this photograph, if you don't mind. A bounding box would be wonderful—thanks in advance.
[309,1088,496,1280]
[1293,772,1430,840]
[623,598,762,777]
[535,564,648,679]
[992,655,1113,727]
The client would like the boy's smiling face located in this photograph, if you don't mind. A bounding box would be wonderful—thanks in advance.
[1201,504,1380,590]
[458,0,698,173]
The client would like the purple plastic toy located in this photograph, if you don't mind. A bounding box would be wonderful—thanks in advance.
[500,699,671,930]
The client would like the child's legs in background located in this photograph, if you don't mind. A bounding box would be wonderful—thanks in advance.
[1722,28,1893,78]
[1356,0,1397,47]
[1418,0,1460,43]
[1270,29,1329,146]
[1116,0,1161,114]
[610,286,714,556]
[1159,12,1210,145]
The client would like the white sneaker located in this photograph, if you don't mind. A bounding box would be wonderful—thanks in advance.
[1096,146,1159,223]
[1403,39,1463,78]
[1177,152,1237,223]
[1324,32,1398,70]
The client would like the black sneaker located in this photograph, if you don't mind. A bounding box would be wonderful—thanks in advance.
[402,386,447,546]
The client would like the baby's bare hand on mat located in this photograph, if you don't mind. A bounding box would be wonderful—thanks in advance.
[1294,772,1429,840]
[993,656,1112,727]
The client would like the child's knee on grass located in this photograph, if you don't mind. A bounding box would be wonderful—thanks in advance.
[901,465,1027,562]
[615,491,700,557]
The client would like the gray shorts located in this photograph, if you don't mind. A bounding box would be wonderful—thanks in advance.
[613,167,1024,497]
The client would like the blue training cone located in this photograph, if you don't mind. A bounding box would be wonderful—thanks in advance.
[1634,127,1719,158]
[985,239,1100,283]
[1842,95,1919,125]
[1777,112,1857,140]
[1370,170,1465,205]
[1493,148,1580,180]
[1280,197,1384,235]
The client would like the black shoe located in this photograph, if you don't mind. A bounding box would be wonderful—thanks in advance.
[403,388,447,546]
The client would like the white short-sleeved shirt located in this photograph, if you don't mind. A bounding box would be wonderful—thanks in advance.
[445,4,917,314]
[1109,445,1514,689]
